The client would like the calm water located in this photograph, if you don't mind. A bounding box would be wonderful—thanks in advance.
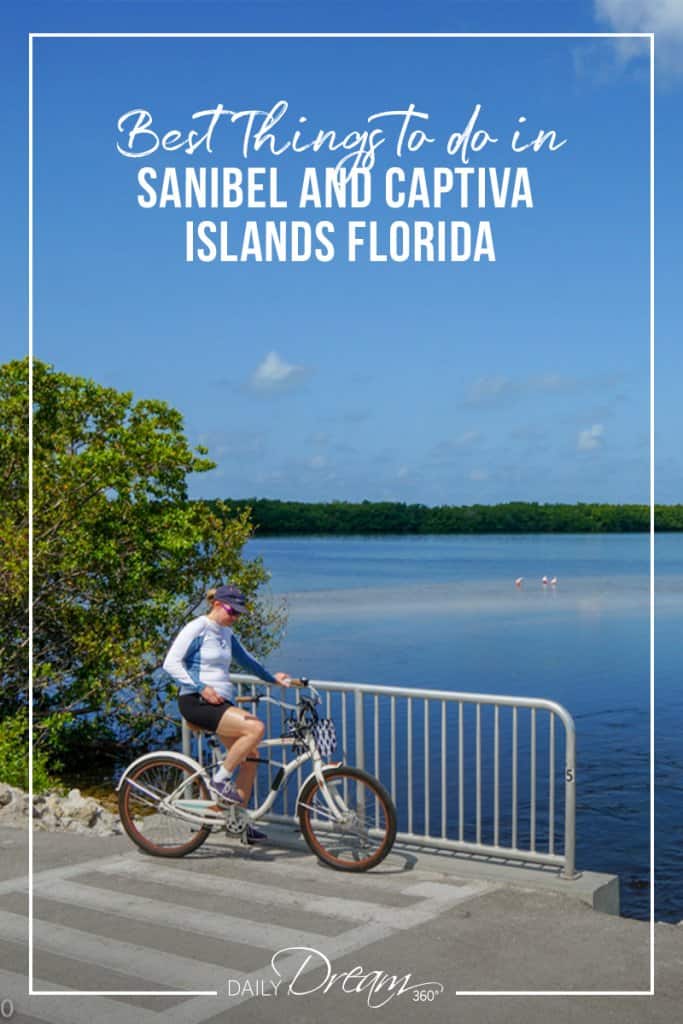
[245,533,681,922]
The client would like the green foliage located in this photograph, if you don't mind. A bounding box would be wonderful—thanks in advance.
[211,498,681,535]
[0,710,57,793]
[0,359,286,769]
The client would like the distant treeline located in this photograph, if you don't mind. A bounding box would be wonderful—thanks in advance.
[205,499,683,535]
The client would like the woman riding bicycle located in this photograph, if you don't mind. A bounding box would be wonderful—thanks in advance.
[162,583,292,843]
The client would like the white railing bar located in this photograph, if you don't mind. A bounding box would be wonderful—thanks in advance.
[512,706,518,849]
[424,699,430,836]
[355,689,365,771]
[342,691,348,803]
[234,675,575,731]
[494,704,500,849]
[458,701,464,842]
[407,697,413,835]
[549,712,555,855]
[374,694,379,828]
[392,832,565,868]
[531,707,536,852]
[390,695,396,803]
[266,693,273,793]
[476,703,482,845]
[441,700,447,840]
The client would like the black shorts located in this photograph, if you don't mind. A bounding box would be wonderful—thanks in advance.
[178,693,234,733]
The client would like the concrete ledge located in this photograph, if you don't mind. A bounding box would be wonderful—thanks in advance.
[263,820,620,916]
[389,841,621,915]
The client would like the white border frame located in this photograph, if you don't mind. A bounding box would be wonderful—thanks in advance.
[27,30,655,1001]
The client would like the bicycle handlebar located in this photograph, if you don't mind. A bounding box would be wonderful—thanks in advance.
[234,677,320,708]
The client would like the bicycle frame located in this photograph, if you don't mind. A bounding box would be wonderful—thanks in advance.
[124,731,344,832]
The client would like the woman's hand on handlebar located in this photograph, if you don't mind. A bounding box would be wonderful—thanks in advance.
[274,673,308,688]
[200,686,224,705]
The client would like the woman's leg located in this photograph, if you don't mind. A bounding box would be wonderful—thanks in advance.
[215,707,265,804]
[231,742,260,806]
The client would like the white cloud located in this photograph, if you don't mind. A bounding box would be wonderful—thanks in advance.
[532,374,567,392]
[308,454,327,470]
[429,432,482,464]
[596,0,683,34]
[454,430,481,447]
[578,423,605,451]
[465,375,512,404]
[464,373,577,407]
[193,429,266,459]
[247,351,310,395]
[469,468,490,481]
[594,0,683,76]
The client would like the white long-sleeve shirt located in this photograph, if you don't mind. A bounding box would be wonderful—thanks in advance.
[162,615,276,701]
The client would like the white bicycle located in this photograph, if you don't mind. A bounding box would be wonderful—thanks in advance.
[117,680,397,872]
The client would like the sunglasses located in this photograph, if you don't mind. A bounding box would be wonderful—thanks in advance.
[218,601,243,617]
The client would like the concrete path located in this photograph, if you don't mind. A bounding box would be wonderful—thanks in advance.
[0,825,679,1024]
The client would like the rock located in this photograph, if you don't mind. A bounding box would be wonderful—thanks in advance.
[60,793,100,828]
[35,813,59,831]
[0,783,16,807]
[0,811,23,829]
[0,784,123,836]
[8,792,29,815]
[94,809,123,837]
[44,794,64,819]
[65,820,91,835]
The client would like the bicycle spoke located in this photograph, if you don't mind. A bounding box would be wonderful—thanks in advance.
[119,757,213,856]
[298,767,396,871]
[298,801,340,823]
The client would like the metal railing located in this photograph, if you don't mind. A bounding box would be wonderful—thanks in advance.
[182,675,577,879]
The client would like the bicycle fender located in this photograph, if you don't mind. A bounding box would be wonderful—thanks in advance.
[295,762,344,803]
[116,751,203,790]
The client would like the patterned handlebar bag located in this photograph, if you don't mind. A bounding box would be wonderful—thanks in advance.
[283,713,338,761]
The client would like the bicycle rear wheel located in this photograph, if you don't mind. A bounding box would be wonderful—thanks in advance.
[298,766,397,871]
[118,755,212,858]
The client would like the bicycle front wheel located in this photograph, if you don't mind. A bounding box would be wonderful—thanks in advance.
[118,755,212,858]
[298,766,397,871]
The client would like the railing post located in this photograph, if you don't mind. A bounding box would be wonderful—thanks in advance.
[354,689,366,821]
[354,689,365,771]
[561,718,578,879]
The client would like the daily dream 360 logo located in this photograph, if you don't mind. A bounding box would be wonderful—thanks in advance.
[226,946,445,1009]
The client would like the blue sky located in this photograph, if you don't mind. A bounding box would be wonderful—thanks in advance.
[3,1,680,505]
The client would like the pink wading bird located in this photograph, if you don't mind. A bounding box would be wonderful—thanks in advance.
[515,577,523,587]
[550,577,558,586]
[541,576,549,585]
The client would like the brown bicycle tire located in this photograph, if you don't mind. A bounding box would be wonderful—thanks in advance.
[298,766,397,872]
[118,755,212,858]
